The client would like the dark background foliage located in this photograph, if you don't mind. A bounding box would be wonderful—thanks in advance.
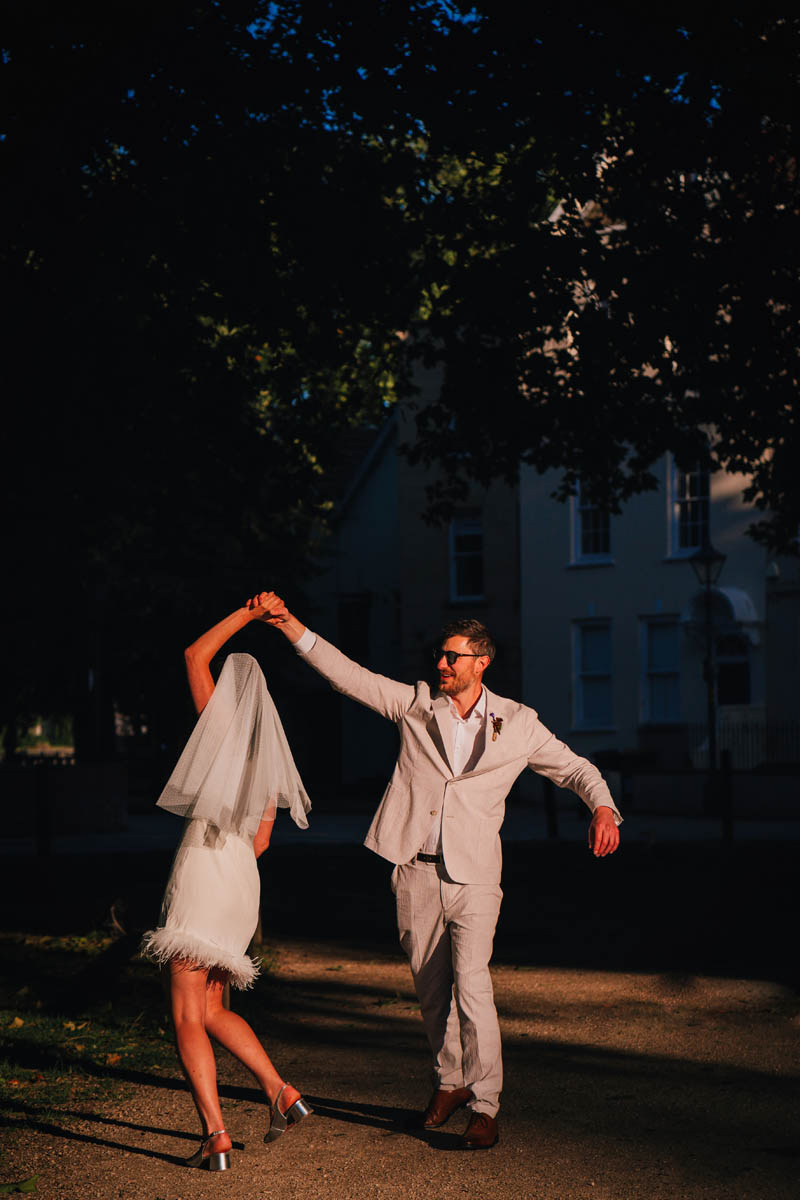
[2,2,797,755]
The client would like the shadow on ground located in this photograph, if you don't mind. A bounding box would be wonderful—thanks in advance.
[1,837,797,985]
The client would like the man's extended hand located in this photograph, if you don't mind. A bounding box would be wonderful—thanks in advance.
[247,592,308,645]
[588,806,620,857]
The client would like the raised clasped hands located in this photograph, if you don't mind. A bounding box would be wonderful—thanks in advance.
[247,591,288,624]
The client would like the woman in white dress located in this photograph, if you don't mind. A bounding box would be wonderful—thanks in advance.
[141,592,312,1171]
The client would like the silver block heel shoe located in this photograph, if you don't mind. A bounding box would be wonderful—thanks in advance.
[264,1084,314,1143]
[184,1129,231,1171]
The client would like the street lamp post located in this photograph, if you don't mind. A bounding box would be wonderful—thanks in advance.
[689,540,726,782]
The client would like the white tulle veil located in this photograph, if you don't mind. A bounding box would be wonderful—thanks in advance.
[156,653,310,841]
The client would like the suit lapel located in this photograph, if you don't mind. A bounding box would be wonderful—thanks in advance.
[460,689,506,777]
[427,689,512,779]
[472,687,494,770]
[430,695,455,776]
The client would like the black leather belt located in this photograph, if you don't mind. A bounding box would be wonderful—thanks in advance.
[415,852,441,863]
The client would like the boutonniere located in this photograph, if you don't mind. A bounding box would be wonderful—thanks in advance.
[490,712,503,741]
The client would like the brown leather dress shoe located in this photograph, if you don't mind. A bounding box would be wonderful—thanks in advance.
[419,1086,473,1129]
[463,1111,499,1149]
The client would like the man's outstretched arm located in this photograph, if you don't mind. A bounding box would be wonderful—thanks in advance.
[249,591,416,722]
[525,713,621,858]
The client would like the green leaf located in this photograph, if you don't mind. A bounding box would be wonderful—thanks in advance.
[0,1177,39,1195]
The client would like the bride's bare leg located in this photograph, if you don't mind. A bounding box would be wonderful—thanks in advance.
[169,960,233,1153]
[204,975,300,1110]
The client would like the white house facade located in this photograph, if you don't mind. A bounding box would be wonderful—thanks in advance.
[519,456,787,772]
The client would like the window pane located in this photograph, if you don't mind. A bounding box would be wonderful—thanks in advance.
[576,623,612,725]
[582,626,611,673]
[648,673,680,721]
[454,532,482,554]
[678,498,709,550]
[581,510,610,556]
[675,464,709,551]
[647,623,679,671]
[455,555,483,598]
[583,677,612,724]
[454,517,481,536]
[451,517,483,599]
[644,620,681,722]
[578,492,610,557]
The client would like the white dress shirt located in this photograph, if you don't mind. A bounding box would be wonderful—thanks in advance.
[419,687,487,854]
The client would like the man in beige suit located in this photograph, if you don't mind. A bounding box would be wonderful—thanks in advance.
[256,593,621,1149]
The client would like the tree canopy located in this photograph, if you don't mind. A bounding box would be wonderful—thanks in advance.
[401,7,799,554]
[3,2,798,748]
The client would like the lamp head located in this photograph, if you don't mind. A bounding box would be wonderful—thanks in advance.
[689,540,726,587]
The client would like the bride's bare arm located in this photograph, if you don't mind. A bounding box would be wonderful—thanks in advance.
[184,592,285,714]
[253,817,275,858]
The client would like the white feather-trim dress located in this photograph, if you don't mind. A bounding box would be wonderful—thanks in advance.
[141,818,260,989]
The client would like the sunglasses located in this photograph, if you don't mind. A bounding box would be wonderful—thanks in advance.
[432,648,483,667]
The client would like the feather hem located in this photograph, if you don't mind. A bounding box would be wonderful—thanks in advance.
[140,927,260,990]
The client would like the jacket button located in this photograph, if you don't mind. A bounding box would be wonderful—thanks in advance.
[430,810,438,815]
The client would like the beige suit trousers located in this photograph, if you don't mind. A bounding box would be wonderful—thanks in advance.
[393,859,503,1116]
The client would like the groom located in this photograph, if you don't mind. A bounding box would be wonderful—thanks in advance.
[258,594,621,1149]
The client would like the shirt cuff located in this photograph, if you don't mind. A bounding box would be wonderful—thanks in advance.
[294,627,317,655]
[593,801,623,825]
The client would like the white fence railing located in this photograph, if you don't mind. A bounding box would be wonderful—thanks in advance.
[687,721,800,770]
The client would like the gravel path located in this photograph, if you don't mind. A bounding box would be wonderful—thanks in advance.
[3,937,798,1200]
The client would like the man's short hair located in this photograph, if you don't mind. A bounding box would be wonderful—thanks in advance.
[439,618,496,662]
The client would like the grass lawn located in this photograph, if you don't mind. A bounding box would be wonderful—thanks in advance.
[0,922,281,1196]
[1,930,175,1114]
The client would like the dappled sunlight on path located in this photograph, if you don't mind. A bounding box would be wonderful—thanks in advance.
[6,937,797,1198]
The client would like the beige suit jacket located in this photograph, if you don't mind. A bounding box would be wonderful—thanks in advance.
[302,635,621,885]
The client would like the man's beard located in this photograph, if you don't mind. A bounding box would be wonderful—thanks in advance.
[438,673,473,695]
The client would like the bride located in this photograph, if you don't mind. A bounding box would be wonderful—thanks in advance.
[141,591,312,1171]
